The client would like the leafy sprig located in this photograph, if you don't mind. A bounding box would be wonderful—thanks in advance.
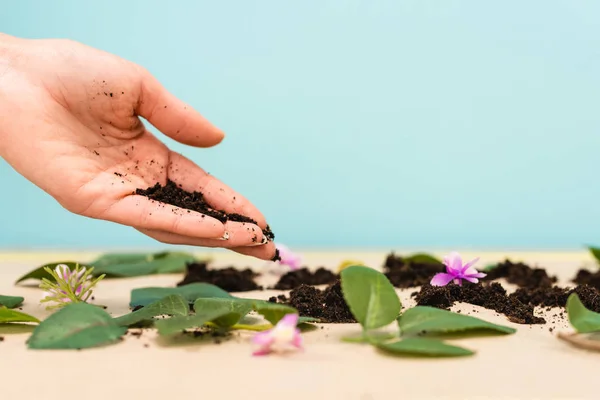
[39,264,105,310]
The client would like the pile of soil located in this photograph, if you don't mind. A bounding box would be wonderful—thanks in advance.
[382,253,445,288]
[269,281,356,323]
[136,180,275,241]
[572,269,600,291]
[414,282,546,324]
[177,262,260,292]
[273,268,338,290]
[484,259,557,288]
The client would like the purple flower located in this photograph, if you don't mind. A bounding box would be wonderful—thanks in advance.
[252,313,303,356]
[430,252,486,287]
[275,243,302,270]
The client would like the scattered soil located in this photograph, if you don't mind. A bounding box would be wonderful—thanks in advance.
[269,281,356,323]
[177,262,260,292]
[186,328,231,344]
[382,253,444,288]
[413,282,546,324]
[136,180,274,241]
[572,269,600,291]
[272,268,338,290]
[484,259,557,288]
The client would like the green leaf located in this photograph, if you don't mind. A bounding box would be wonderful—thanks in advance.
[398,306,516,336]
[0,295,24,308]
[340,265,401,330]
[130,283,232,307]
[404,253,443,265]
[27,303,126,349]
[91,251,196,277]
[195,298,253,328]
[114,295,189,327]
[377,338,474,357]
[483,263,498,272]
[0,307,40,324]
[566,293,600,333]
[15,261,80,284]
[298,316,319,324]
[342,332,398,344]
[252,300,297,325]
[589,246,600,264]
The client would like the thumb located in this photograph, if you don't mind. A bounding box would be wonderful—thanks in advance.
[136,68,225,148]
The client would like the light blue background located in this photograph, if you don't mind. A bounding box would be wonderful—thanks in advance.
[1,1,599,250]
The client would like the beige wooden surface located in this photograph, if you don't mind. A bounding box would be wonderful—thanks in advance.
[0,250,597,400]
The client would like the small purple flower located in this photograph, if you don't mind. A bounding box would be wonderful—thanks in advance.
[275,243,302,270]
[430,252,486,287]
[252,313,303,356]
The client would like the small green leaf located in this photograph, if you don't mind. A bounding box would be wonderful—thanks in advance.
[252,300,297,325]
[0,295,24,309]
[0,307,40,324]
[114,295,189,327]
[27,303,126,349]
[377,338,474,357]
[130,283,232,307]
[340,265,401,330]
[566,293,600,333]
[91,251,196,277]
[589,246,600,264]
[483,263,498,272]
[298,316,319,324]
[195,298,253,328]
[404,253,443,265]
[15,261,80,284]
[398,306,516,336]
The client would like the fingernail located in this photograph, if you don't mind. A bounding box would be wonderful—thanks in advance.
[215,231,229,240]
[247,235,268,246]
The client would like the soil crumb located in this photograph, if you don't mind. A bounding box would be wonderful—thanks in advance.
[273,268,338,290]
[270,281,356,323]
[177,262,260,292]
[573,269,600,291]
[136,180,274,241]
[414,282,545,324]
[484,259,557,288]
[382,253,444,288]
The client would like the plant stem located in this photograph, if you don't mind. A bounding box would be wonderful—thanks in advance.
[557,332,600,352]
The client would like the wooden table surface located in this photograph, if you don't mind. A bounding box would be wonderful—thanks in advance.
[0,250,596,400]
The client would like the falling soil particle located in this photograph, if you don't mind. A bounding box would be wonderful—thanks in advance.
[177,262,260,292]
[136,180,274,241]
[484,259,557,288]
[413,282,546,324]
[273,268,338,290]
[270,281,355,323]
[382,253,444,288]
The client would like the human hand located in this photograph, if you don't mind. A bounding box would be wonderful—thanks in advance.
[0,34,276,260]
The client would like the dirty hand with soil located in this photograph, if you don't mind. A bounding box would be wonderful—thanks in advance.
[0,33,275,260]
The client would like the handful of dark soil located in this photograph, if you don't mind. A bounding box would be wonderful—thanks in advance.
[272,268,338,290]
[136,180,274,241]
[177,262,261,292]
[269,281,355,323]
[383,253,445,288]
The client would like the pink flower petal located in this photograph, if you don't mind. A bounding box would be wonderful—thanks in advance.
[252,346,271,356]
[252,331,274,346]
[443,252,463,273]
[430,273,455,286]
[461,257,480,273]
[463,277,479,284]
[278,313,299,329]
[291,330,303,349]
[453,278,462,286]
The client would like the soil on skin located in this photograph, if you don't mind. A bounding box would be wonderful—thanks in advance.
[483,259,557,288]
[269,281,356,323]
[273,268,338,290]
[136,180,274,241]
[177,262,260,292]
[572,269,600,291]
[414,282,546,324]
[382,253,445,288]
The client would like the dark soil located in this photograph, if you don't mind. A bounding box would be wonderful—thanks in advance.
[269,281,356,323]
[414,282,546,324]
[510,284,600,313]
[573,269,600,291]
[177,262,260,292]
[136,180,274,241]
[272,268,338,290]
[382,253,445,288]
[484,259,557,288]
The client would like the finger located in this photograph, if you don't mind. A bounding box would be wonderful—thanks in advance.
[229,242,278,261]
[168,152,268,228]
[137,68,224,148]
[137,219,266,248]
[102,195,226,239]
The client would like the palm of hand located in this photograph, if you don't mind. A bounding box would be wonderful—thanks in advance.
[0,38,274,259]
